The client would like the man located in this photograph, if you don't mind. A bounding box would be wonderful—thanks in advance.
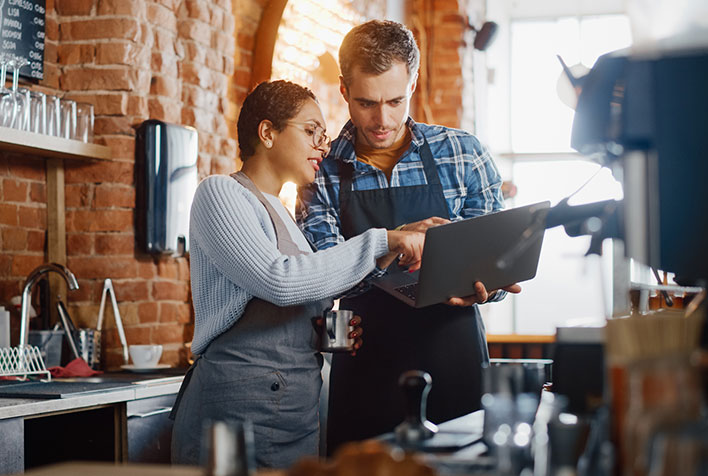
[297,19,520,454]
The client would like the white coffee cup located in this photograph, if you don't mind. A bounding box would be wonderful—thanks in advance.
[129,344,163,368]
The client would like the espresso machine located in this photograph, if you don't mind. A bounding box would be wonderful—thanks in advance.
[571,40,708,286]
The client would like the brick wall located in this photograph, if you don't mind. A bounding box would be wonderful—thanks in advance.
[0,0,263,368]
[409,0,473,129]
[0,0,474,369]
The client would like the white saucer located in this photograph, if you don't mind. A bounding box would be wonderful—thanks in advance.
[121,364,171,373]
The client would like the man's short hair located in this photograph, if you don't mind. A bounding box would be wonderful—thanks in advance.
[339,20,420,86]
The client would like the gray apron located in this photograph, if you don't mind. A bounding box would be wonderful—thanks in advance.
[171,172,332,468]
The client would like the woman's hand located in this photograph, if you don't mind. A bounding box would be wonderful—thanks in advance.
[315,314,364,356]
[348,314,363,356]
[379,230,426,271]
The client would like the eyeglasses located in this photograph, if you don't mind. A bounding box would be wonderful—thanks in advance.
[285,121,331,150]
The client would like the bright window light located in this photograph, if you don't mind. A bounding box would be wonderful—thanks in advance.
[510,15,632,152]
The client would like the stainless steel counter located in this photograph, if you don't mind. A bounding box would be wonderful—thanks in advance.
[0,375,183,420]
[0,372,185,475]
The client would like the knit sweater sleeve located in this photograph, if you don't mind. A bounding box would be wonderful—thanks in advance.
[190,175,389,306]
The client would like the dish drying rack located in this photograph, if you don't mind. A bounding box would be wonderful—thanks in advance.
[0,345,52,381]
[0,277,129,380]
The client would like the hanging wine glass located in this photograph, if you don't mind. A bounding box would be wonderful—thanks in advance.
[0,53,16,128]
[10,56,30,131]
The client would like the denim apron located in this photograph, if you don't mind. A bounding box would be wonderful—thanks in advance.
[171,172,331,468]
[326,138,489,454]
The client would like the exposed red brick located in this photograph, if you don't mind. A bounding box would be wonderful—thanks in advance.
[177,19,211,44]
[152,322,187,344]
[184,0,210,23]
[152,28,177,55]
[123,325,152,345]
[96,42,150,68]
[29,183,46,203]
[99,135,135,160]
[46,17,59,42]
[126,96,149,118]
[177,258,190,280]
[93,115,136,136]
[40,63,61,90]
[147,97,182,122]
[67,233,94,255]
[205,48,222,72]
[150,75,180,97]
[66,209,133,233]
[61,18,142,41]
[210,155,234,175]
[65,160,133,185]
[27,230,46,252]
[0,203,18,226]
[57,44,96,65]
[138,301,159,323]
[147,3,177,31]
[0,255,12,276]
[95,233,134,255]
[137,260,157,279]
[94,184,134,208]
[97,0,147,16]
[156,261,178,279]
[11,255,46,277]
[222,55,234,76]
[65,183,93,207]
[18,206,46,229]
[68,255,138,279]
[3,179,27,202]
[152,280,189,301]
[2,229,28,251]
[151,52,178,75]
[154,0,178,11]
[55,0,94,15]
[6,158,46,181]
[60,67,151,92]
[110,279,149,301]
[222,10,234,34]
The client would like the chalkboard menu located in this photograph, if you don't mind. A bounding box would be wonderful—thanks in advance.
[0,0,46,81]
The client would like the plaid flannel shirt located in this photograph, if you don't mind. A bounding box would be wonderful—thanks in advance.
[297,118,506,299]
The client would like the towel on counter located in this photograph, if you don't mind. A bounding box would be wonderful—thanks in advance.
[49,358,102,377]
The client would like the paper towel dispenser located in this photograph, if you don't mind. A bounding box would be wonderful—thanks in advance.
[136,120,198,256]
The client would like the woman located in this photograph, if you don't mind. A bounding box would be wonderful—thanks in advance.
[170,80,424,468]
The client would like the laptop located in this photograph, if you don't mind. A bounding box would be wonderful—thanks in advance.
[373,201,551,308]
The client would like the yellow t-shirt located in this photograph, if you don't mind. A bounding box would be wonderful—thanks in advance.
[355,129,412,182]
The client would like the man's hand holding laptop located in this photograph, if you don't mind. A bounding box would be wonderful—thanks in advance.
[446,281,522,306]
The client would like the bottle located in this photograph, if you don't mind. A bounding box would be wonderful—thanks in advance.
[0,306,10,348]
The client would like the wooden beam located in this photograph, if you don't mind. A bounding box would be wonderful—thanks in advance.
[46,159,67,325]
[251,0,288,88]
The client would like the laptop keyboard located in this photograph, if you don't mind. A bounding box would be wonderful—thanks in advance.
[394,282,418,301]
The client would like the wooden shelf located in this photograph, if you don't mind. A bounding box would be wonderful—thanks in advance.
[487,334,556,344]
[0,126,111,161]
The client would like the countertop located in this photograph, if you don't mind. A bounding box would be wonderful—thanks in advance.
[0,370,186,420]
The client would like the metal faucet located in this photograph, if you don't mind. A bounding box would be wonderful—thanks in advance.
[19,263,79,350]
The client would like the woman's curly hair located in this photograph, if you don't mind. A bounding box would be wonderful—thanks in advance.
[237,80,317,160]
